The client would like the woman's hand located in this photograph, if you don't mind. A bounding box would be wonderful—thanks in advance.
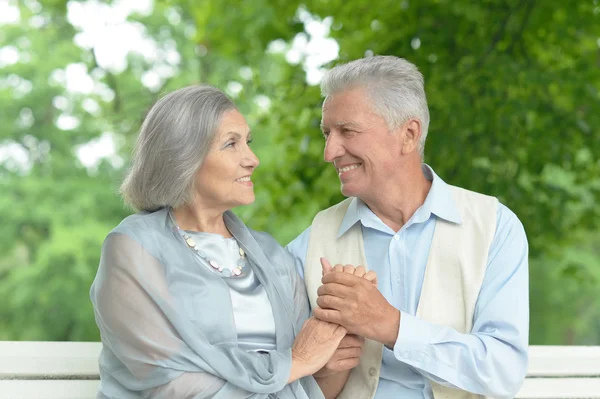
[288,317,347,383]
[320,257,377,286]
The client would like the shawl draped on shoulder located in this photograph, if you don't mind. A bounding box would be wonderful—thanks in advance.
[90,208,324,398]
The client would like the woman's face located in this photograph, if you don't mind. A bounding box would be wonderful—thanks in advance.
[193,109,259,211]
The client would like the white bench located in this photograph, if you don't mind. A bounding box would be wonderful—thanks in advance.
[1,342,599,398]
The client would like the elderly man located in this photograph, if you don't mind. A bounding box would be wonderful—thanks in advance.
[287,56,529,399]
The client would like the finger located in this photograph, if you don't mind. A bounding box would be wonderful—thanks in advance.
[317,283,350,298]
[332,347,363,359]
[322,271,362,286]
[334,324,347,340]
[313,307,343,325]
[333,264,344,273]
[364,270,378,285]
[354,266,366,277]
[320,257,333,276]
[317,294,345,310]
[339,334,365,348]
[343,264,355,274]
[332,357,360,371]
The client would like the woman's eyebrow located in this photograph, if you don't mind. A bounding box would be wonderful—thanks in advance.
[223,132,242,139]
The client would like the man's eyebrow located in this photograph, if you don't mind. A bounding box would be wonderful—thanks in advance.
[335,121,360,128]
[321,121,360,130]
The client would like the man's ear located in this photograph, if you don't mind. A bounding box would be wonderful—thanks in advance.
[400,119,422,155]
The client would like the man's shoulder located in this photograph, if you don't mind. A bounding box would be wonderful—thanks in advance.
[447,184,499,216]
[315,197,354,217]
[448,184,525,233]
[448,184,498,203]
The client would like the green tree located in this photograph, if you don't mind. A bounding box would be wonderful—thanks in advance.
[1,0,598,344]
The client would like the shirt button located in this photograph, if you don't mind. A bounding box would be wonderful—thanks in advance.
[369,367,376,376]
[393,234,399,240]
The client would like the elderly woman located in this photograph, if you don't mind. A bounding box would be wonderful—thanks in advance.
[90,85,350,398]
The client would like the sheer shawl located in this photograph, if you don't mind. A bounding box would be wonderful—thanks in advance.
[90,208,324,398]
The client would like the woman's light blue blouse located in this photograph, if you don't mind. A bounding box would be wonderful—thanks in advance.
[184,230,277,353]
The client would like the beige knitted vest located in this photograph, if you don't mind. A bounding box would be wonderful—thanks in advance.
[305,186,498,399]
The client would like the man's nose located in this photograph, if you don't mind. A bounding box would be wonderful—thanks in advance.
[324,133,345,163]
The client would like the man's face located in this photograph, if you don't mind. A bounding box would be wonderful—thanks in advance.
[321,87,405,200]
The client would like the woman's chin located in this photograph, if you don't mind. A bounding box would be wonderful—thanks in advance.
[233,194,256,207]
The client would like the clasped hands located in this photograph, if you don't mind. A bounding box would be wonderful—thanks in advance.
[313,257,400,378]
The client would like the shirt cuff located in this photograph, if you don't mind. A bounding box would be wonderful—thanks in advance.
[392,311,434,363]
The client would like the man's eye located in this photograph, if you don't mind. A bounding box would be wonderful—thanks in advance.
[247,139,253,146]
[225,141,236,148]
[322,132,330,139]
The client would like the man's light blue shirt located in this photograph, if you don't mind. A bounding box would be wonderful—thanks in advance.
[286,165,529,399]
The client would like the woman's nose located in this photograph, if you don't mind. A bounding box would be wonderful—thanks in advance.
[243,147,260,169]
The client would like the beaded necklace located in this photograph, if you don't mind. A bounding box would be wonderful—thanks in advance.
[169,209,247,277]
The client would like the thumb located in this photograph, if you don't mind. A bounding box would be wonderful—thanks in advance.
[321,257,333,276]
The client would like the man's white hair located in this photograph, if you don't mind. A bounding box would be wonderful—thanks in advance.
[321,56,430,158]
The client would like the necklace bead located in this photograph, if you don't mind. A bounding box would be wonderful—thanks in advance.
[169,210,246,277]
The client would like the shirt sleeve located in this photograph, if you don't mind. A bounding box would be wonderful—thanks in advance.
[285,227,312,282]
[391,204,530,399]
[283,230,312,330]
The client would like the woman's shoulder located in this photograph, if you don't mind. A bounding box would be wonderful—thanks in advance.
[245,227,297,271]
[101,208,171,263]
[109,208,169,240]
[246,227,282,251]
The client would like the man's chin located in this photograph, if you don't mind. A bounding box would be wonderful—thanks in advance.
[340,184,360,198]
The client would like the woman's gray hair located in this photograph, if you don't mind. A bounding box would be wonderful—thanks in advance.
[321,55,430,158]
[120,85,236,212]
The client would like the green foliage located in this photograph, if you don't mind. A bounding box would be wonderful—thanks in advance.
[1,0,599,344]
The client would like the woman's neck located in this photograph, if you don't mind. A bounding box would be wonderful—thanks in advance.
[172,204,232,238]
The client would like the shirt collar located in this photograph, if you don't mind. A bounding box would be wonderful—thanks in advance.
[337,197,363,238]
[419,164,462,225]
[336,164,462,238]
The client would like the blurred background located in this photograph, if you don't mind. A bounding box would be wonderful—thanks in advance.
[0,0,599,345]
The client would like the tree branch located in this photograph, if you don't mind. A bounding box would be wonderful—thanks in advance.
[507,1,535,55]
[476,0,526,69]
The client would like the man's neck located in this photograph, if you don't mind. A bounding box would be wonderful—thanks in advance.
[362,164,432,232]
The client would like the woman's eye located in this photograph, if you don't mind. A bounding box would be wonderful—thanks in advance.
[247,139,253,146]
[225,141,236,148]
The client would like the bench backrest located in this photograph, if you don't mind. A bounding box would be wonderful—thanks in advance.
[1,343,599,398]
[0,341,101,399]
[519,346,600,399]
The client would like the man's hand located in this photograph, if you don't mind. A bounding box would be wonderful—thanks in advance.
[313,334,365,378]
[314,271,400,347]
